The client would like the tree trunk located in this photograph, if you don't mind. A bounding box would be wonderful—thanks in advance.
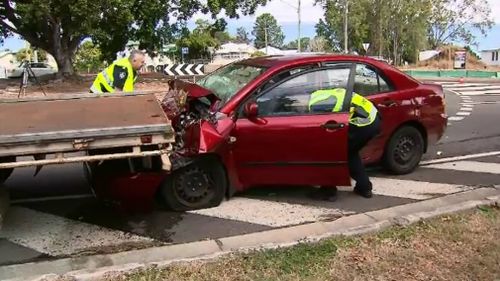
[53,51,75,78]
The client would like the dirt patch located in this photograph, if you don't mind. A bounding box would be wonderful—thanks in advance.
[98,206,500,281]
[0,73,177,99]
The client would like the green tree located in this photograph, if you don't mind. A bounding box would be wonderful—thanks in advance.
[428,0,493,48]
[308,36,330,52]
[236,27,251,44]
[73,41,105,73]
[15,47,47,62]
[252,13,285,48]
[284,37,311,50]
[177,20,220,60]
[315,0,370,52]
[315,0,432,65]
[0,0,268,77]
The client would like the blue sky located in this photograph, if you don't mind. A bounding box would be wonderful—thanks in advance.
[2,0,499,52]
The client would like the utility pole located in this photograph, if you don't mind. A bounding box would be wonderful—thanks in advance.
[280,0,301,52]
[298,0,301,52]
[264,26,269,54]
[344,0,349,54]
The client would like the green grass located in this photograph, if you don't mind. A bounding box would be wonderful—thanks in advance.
[102,206,500,281]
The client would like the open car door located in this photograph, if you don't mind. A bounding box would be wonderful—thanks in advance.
[230,63,355,189]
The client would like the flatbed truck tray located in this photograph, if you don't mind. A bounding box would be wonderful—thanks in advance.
[0,93,175,171]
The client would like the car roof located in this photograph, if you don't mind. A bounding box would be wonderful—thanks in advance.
[237,53,390,68]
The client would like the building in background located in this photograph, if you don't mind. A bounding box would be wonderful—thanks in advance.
[481,48,500,66]
[212,42,256,65]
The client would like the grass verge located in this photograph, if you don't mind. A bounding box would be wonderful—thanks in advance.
[101,206,500,281]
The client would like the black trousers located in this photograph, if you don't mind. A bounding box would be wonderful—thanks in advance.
[348,114,382,191]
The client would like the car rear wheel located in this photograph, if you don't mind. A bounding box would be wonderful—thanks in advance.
[0,157,15,185]
[160,158,226,211]
[383,126,424,175]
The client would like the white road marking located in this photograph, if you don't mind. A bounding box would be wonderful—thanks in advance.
[189,197,353,227]
[0,207,155,256]
[448,116,464,121]
[421,151,500,165]
[447,86,500,91]
[456,112,471,116]
[461,104,474,107]
[459,107,473,111]
[190,177,474,227]
[461,100,474,103]
[459,90,500,96]
[443,83,488,88]
[425,160,500,174]
[367,178,471,200]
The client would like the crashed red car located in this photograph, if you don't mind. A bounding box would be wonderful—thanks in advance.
[90,54,447,211]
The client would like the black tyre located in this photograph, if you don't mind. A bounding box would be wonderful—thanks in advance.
[383,126,424,175]
[0,157,15,184]
[160,158,227,211]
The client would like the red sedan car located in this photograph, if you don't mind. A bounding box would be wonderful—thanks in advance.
[90,54,447,211]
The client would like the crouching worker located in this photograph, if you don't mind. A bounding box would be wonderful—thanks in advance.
[308,88,381,201]
[90,50,145,94]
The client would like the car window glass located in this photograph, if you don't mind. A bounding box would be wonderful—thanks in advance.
[256,67,351,116]
[260,67,311,92]
[354,64,393,96]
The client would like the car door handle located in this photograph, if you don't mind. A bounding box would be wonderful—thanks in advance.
[378,99,397,107]
[321,121,346,130]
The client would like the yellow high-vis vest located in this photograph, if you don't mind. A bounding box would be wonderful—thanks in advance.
[90,58,136,93]
[308,88,378,127]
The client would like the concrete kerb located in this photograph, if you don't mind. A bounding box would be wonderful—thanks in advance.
[1,187,499,281]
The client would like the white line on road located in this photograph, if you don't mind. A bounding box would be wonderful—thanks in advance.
[448,116,465,121]
[461,104,474,107]
[459,91,500,96]
[368,178,472,200]
[421,151,500,165]
[189,198,353,227]
[425,161,500,174]
[0,207,155,256]
[456,112,471,116]
[459,107,473,111]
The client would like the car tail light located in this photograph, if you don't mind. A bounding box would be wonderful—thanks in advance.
[140,135,153,144]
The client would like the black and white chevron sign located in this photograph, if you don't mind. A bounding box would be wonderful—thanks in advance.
[163,64,205,76]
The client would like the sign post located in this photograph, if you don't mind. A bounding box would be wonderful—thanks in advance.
[181,47,189,64]
[362,43,370,55]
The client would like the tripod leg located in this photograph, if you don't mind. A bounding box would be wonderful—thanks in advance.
[27,66,47,96]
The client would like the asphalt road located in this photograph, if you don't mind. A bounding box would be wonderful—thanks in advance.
[1,81,500,266]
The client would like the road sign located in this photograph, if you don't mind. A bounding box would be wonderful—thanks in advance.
[362,43,370,52]
[181,47,189,54]
[163,64,205,76]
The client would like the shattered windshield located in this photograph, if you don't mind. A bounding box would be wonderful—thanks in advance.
[196,63,267,107]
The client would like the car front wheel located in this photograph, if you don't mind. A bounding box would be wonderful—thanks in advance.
[160,157,227,211]
[383,126,424,175]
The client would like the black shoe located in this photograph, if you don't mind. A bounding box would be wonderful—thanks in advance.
[309,186,338,202]
[354,187,373,198]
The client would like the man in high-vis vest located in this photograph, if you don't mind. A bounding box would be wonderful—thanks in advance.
[90,50,145,94]
[308,87,381,201]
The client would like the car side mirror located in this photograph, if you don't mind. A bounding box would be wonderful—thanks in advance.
[244,102,259,119]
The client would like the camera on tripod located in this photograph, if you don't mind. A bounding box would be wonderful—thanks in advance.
[18,59,46,98]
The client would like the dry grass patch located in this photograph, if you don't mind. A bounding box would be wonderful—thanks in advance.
[103,206,500,281]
